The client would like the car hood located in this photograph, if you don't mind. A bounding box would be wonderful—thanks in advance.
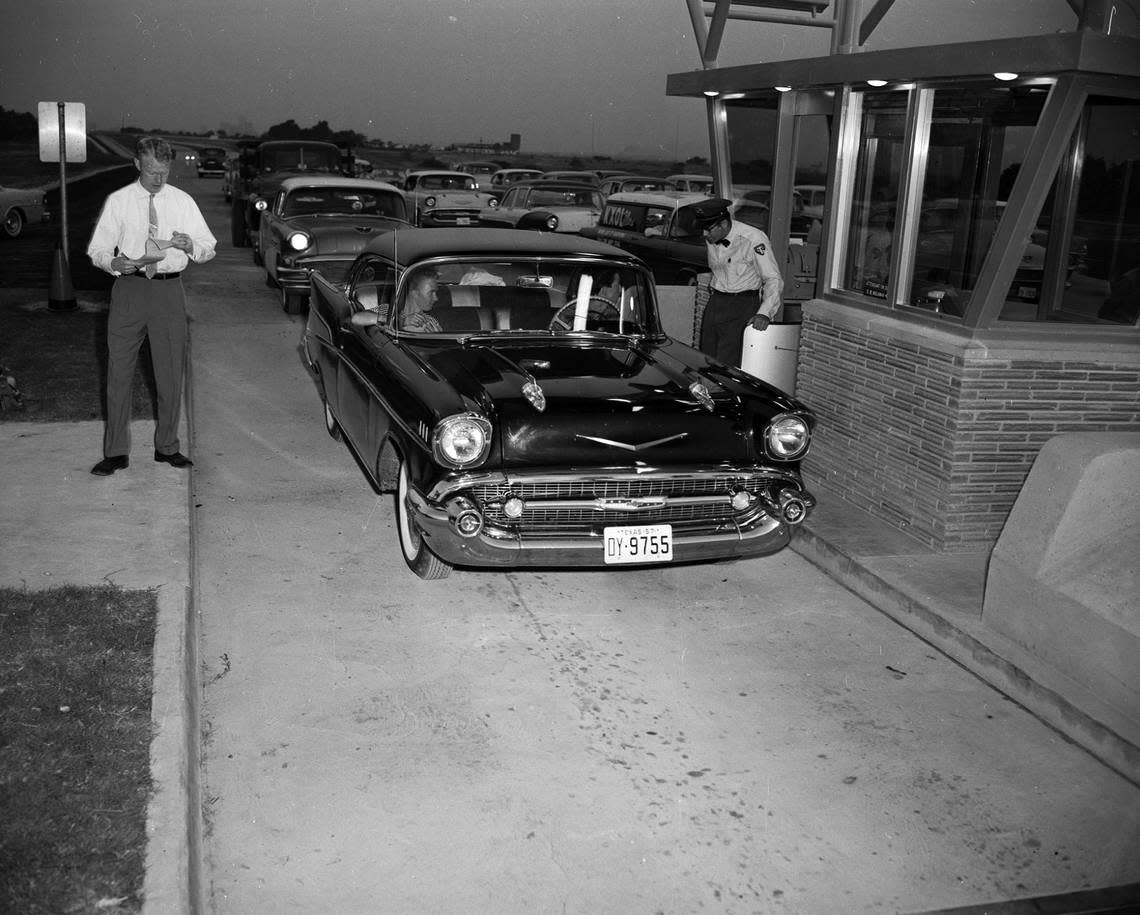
[287,216,406,252]
[418,338,794,467]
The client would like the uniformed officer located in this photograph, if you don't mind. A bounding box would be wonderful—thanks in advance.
[691,198,783,368]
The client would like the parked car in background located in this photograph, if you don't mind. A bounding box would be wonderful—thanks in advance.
[196,146,228,178]
[581,191,712,285]
[253,176,409,314]
[668,174,715,194]
[479,180,603,233]
[448,160,499,192]
[403,170,495,227]
[304,228,815,579]
[0,186,50,238]
[598,174,677,199]
[488,168,544,199]
[539,170,601,186]
[733,186,815,239]
[584,190,821,299]
[795,184,827,219]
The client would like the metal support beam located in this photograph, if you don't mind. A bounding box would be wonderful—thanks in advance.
[858,0,898,45]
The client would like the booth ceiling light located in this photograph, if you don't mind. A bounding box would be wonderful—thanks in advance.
[866,79,888,87]
[993,71,1019,81]
[775,85,793,92]
[703,89,720,97]
[722,92,746,99]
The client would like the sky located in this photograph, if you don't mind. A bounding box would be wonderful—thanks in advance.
[1,0,1079,161]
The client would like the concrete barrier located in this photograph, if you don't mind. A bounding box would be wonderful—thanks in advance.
[984,433,1140,735]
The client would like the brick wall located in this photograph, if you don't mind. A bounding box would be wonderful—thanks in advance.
[797,302,1140,552]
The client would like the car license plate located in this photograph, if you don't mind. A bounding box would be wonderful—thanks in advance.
[603,524,673,564]
[456,216,471,226]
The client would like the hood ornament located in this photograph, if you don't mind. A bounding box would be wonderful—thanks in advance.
[521,378,546,412]
[689,381,715,412]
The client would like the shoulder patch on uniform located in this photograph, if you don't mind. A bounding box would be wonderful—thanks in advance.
[754,243,767,255]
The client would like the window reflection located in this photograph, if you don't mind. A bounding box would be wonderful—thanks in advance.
[1001,97,1140,325]
[842,91,906,300]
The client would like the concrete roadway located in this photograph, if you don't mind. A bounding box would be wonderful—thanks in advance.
[181,173,1140,913]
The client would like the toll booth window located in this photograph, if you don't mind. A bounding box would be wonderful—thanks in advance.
[840,91,907,301]
[909,85,1048,318]
[999,96,1140,326]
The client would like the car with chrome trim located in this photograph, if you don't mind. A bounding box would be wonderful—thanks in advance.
[303,228,815,579]
[253,176,409,314]
[583,190,818,290]
[1,185,50,238]
[487,168,545,199]
[597,174,677,199]
[581,190,713,285]
[196,146,229,178]
[403,170,495,227]
[478,180,603,233]
[447,160,500,192]
[667,174,715,194]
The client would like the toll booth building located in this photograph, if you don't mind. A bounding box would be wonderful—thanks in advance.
[669,17,1139,779]
[670,27,1139,551]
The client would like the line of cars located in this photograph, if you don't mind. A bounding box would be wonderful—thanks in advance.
[223,162,817,579]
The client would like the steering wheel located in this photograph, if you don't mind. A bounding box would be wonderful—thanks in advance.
[548,296,620,332]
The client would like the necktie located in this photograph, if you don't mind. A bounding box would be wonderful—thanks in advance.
[717,238,730,247]
[146,194,159,278]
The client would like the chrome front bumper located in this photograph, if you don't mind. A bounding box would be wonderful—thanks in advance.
[406,468,814,569]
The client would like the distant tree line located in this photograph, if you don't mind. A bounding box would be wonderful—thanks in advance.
[0,106,38,141]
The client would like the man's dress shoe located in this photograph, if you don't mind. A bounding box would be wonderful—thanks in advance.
[91,455,129,476]
[154,450,193,468]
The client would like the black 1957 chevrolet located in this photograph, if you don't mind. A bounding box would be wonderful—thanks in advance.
[304,228,815,579]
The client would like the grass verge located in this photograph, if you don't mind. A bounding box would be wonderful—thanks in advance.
[0,291,154,423]
[0,585,156,915]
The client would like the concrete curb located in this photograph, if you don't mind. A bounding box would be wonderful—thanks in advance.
[141,583,197,915]
[790,525,1140,788]
[142,341,201,914]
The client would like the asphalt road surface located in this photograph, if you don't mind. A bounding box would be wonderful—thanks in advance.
[17,159,1136,913]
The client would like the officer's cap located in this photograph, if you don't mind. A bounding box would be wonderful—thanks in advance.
[689,197,733,227]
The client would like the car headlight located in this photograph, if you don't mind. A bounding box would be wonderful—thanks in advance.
[424,195,437,208]
[432,413,492,468]
[544,214,559,231]
[287,230,311,252]
[253,197,268,212]
[763,413,810,460]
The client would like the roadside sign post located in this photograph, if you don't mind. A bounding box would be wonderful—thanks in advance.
[38,101,86,311]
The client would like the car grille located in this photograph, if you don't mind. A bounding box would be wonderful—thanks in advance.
[428,209,481,224]
[466,473,777,537]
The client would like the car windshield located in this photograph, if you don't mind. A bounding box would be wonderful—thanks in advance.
[283,188,407,219]
[420,175,478,191]
[388,258,656,337]
[200,147,226,157]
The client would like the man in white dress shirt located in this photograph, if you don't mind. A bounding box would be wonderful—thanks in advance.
[87,137,216,476]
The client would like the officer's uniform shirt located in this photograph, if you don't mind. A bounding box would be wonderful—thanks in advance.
[706,220,784,319]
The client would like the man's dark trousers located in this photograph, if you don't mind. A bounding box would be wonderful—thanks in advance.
[104,274,187,458]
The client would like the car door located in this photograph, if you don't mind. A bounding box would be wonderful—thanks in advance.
[261,190,287,282]
[485,186,526,228]
[335,259,398,465]
[627,205,708,285]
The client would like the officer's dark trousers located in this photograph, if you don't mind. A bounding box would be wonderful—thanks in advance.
[699,290,757,368]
